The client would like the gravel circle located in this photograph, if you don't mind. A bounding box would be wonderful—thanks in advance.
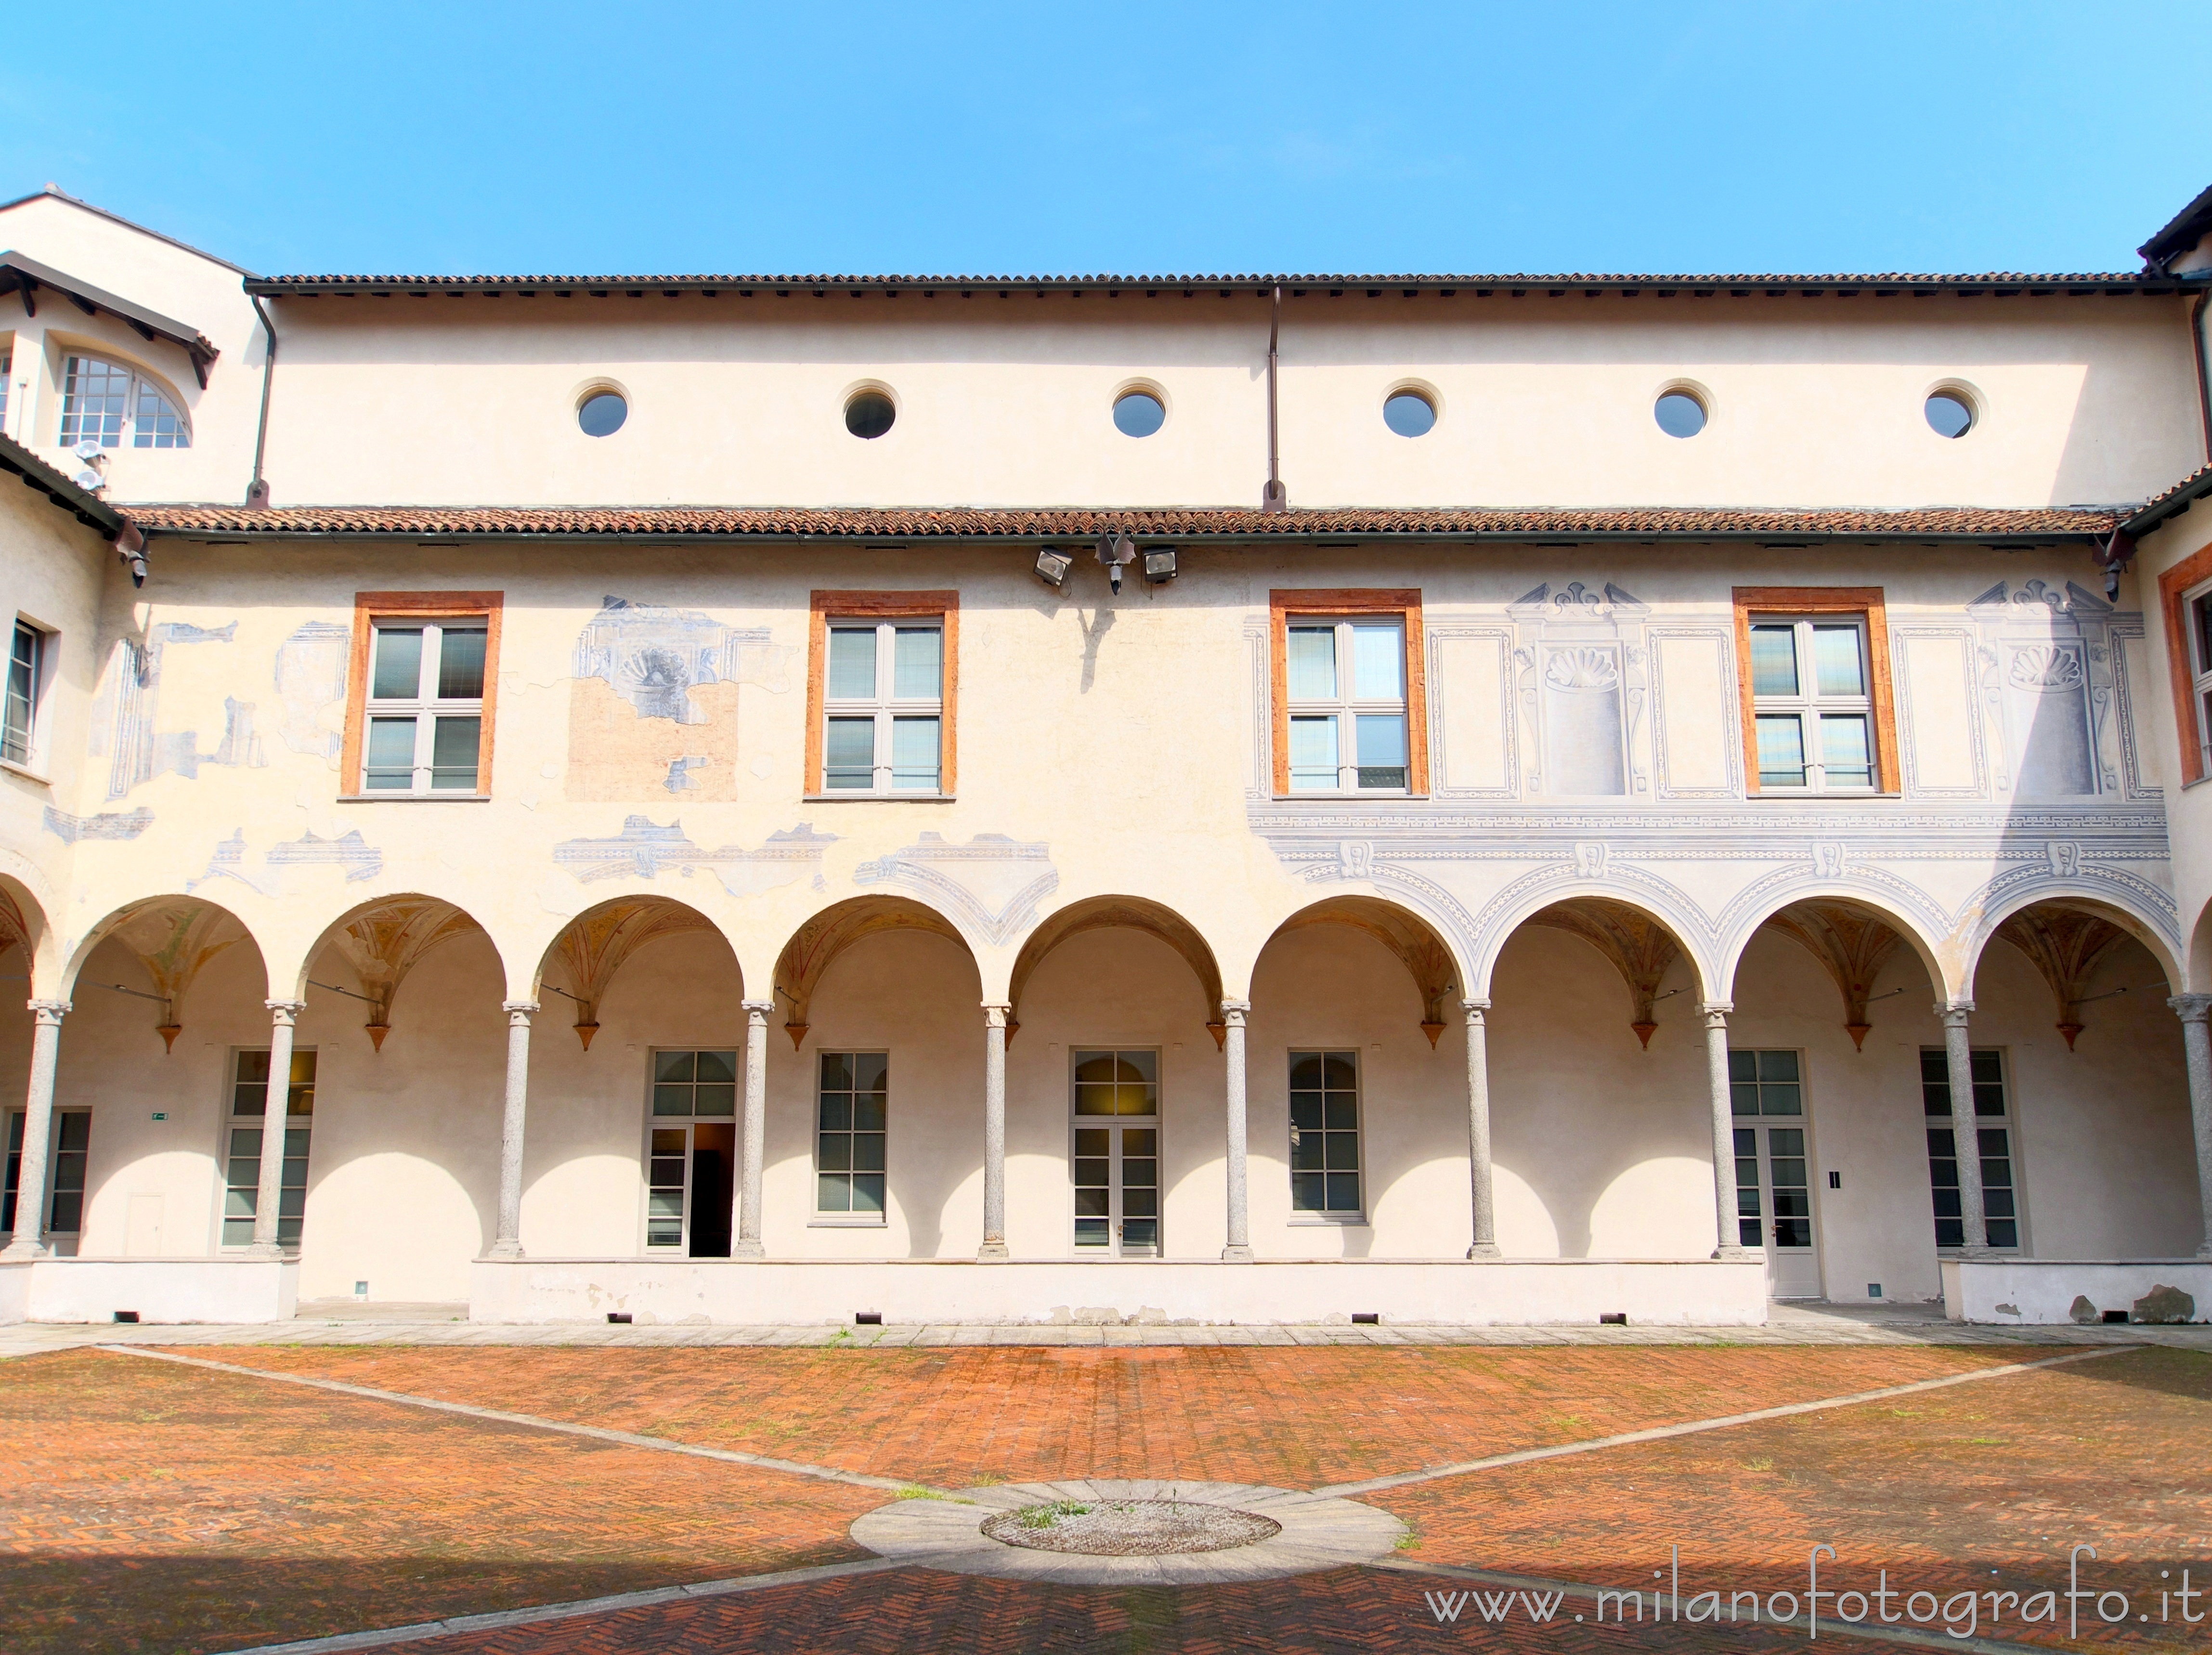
[981,1498,1283,1556]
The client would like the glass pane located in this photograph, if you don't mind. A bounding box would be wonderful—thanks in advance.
[429,717,481,789]
[890,717,940,790]
[656,1051,697,1082]
[1323,1095,1357,1131]
[853,1094,886,1132]
[371,628,424,700]
[1757,1051,1799,1082]
[1756,715,1806,787]
[692,1084,734,1115]
[1120,1052,1158,1082]
[1749,626,1798,697]
[818,1052,851,1090]
[1355,714,1407,790]
[1288,716,1338,790]
[827,627,877,699]
[1321,1053,1355,1089]
[364,717,417,789]
[651,1129,687,1154]
[892,627,941,699]
[1326,1172,1361,1212]
[818,1173,850,1212]
[853,1052,888,1092]
[652,1085,692,1116]
[1292,1131,1325,1170]
[436,628,487,699]
[1287,626,1337,699]
[1987,1218,2018,1249]
[696,1051,737,1084]
[1731,1083,1761,1116]
[1290,1093,1322,1131]
[1727,1050,1756,1082]
[819,1136,851,1172]
[1351,624,1404,699]
[1761,1085,1802,1116]
[824,717,875,788]
[852,1134,885,1173]
[1820,716,1872,787]
[1812,626,1864,696]
[852,1173,885,1214]
[1292,1171,1325,1211]
[133,380,189,448]
[1289,1055,1323,1090]
[819,1094,852,1131]
[1072,1054,1119,1084]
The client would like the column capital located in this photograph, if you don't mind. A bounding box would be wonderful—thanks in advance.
[1699,1000,1732,1027]
[265,999,308,1023]
[2169,994,2212,1024]
[1938,1000,1975,1027]
[1460,997,1491,1020]
[26,999,69,1023]
[1219,999,1250,1026]
[742,999,775,1021]
[982,1002,1011,1027]
[502,1000,539,1021]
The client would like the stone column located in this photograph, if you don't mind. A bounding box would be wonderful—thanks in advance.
[488,1000,536,1259]
[1939,1002,1991,1256]
[248,1000,309,1257]
[980,1003,1011,1260]
[1702,1001,1754,1260]
[2168,995,2212,1259]
[1220,1000,1252,1261]
[735,1000,773,1259]
[0,1001,68,1260]
[1463,998,1500,1259]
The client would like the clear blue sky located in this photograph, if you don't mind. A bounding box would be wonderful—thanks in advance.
[7,2,2209,279]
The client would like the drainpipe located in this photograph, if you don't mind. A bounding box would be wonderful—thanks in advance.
[1262,284,1288,512]
[247,293,277,507]
[2193,290,2212,466]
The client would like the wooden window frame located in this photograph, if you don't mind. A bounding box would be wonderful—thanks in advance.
[340,591,504,799]
[1731,587,1899,795]
[806,591,959,797]
[1269,588,1428,797]
[2158,540,2212,786]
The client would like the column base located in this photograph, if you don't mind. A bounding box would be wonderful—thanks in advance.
[730,1240,765,1260]
[977,1240,1010,1262]
[1221,1244,1253,1262]
[1465,1242,1502,1260]
[1957,1242,1998,1261]
[1711,1243,1762,1262]
[486,1239,526,1261]
[0,1239,48,1262]
[243,1241,289,1261]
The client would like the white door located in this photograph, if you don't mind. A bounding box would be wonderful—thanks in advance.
[1734,1121,1821,1298]
[1071,1050,1160,1257]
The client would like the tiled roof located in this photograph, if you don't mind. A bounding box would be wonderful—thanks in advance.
[2121,460,2212,535]
[127,502,2119,542]
[2140,183,2212,269]
[246,271,2196,296]
[0,432,125,536]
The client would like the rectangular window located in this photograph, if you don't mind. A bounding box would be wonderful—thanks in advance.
[4,619,44,767]
[1288,1050,1364,1219]
[2185,577,2212,780]
[1730,1051,1814,1254]
[342,592,503,799]
[644,1050,737,1255]
[816,1052,887,1218]
[1733,587,1898,795]
[807,592,959,796]
[2,1109,91,1242]
[1920,1048,2020,1251]
[1271,589,1428,796]
[1071,1050,1160,1255]
[223,1049,314,1248]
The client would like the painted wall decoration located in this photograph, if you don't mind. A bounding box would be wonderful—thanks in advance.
[43,806,154,842]
[96,900,250,1049]
[1962,580,2137,800]
[274,620,351,762]
[320,897,481,1048]
[186,828,384,897]
[90,621,268,799]
[853,833,1060,948]
[565,596,793,802]
[552,818,835,896]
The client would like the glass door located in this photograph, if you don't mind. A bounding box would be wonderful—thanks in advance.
[1071,1050,1160,1257]
[1728,1050,1821,1300]
[2,1109,91,1255]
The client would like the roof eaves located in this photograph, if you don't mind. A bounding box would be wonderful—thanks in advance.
[2121,460,2212,536]
[2140,183,2212,269]
[0,252,221,386]
[0,432,127,537]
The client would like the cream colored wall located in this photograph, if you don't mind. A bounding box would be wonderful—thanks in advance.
[244,292,2199,510]
[0,193,263,506]
[2133,509,2212,988]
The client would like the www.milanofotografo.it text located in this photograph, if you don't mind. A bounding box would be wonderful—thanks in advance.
[1421,1546,2208,1639]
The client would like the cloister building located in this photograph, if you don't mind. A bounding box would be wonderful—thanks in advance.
[2,181,2211,1327]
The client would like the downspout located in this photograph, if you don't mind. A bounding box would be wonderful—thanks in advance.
[1262,283,1288,511]
[247,293,277,507]
[2193,288,2211,465]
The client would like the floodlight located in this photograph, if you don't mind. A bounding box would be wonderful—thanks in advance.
[1141,545,1178,584]
[1034,547,1073,589]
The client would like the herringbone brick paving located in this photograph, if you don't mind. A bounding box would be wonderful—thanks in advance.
[2,1340,2204,1654]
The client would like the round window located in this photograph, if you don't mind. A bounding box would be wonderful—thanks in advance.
[1654,390,1707,439]
[1383,390,1437,438]
[577,391,627,437]
[1113,390,1166,438]
[1925,391,1974,439]
[846,390,897,439]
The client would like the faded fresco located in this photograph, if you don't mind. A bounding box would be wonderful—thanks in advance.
[274,620,352,762]
[187,827,384,898]
[89,621,269,800]
[551,818,834,897]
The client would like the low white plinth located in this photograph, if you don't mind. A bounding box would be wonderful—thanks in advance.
[0,1261,28,1324]
[14,1257,300,1324]
[1940,1258,2210,1325]
[470,1256,1768,1327]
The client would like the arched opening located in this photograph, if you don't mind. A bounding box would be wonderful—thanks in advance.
[1007,896,1223,1046]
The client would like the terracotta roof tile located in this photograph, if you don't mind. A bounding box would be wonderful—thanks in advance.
[127,502,2118,542]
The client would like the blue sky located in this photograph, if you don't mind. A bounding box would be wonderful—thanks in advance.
[6,3,2209,278]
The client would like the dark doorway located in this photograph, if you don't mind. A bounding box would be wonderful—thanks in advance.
[690,1122,735,1258]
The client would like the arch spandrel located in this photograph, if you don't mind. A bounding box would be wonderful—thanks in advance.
[1472,871,1722,1008]
[774,894,976,1050]
[536,896,732,1049]
[1981,897,2181,1048]
[1258,895,1467,1046]
[291,893,506,1050]
[1005,895,1224,1047]
[1963,885,2183,1006]
[1718,885,1952,1011]
[60,895,268,1048]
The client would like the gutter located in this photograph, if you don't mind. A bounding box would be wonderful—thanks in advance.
[247,294,277,506]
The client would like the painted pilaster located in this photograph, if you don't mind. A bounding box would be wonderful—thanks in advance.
[980,1003,1011,1260]
[0,1001,68,1259]
[735,1000,773,1258]
[1702,1001,1754,1261]
[2168,995,2212,1259]
[1221,1000,1252,1261]
[248,1000,308,1257]
[489,1000,536,1259]
[1939,1002,1991,1256]
[1463,998,1500,1259]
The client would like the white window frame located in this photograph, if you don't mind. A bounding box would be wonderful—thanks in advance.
[1747,615,1877,793]
[57,352,191,449]
[812,1050,889,1225]
[361,616,489,795]
[641,1048,739,1254]
[3,617,49,772]
[1920,1045,2027,1254]
[220,1047,314,1251]
[2186,576,2212,778]
[820,617,944,795]
[1284,615,1410,794]
[1288,1049,1366,1224]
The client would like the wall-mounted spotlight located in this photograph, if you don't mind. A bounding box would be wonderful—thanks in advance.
[1033,547,1073,589]
[1096,533,1136,593]
[1141,545,1179,585]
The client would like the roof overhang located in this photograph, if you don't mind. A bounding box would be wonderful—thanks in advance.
[0,252,220,386]
[0,432,127,537]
